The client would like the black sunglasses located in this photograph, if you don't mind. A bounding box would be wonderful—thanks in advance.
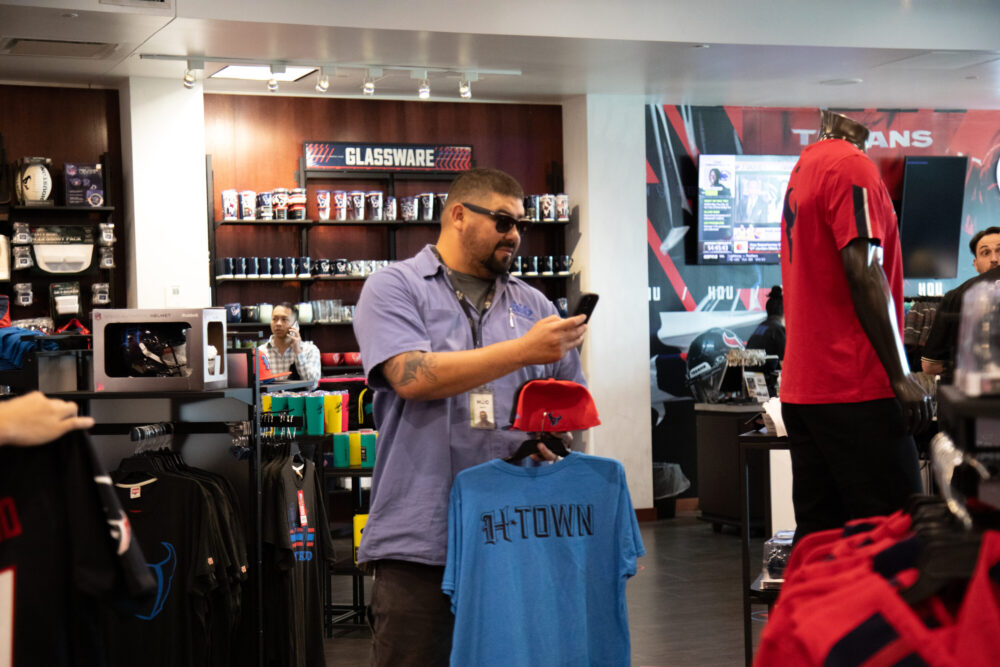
[461,202,532,235]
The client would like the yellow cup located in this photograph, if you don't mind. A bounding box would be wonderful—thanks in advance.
[348,431,362,466]
[261,394,272,412]
[324,394,344,433]
[353,513,369,563]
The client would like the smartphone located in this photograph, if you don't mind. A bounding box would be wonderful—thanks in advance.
[572,293,599,323]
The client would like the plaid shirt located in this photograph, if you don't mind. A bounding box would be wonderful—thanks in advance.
[260,336,321,388]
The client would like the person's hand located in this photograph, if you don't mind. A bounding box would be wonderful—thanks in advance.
[286,327,303,355]
[517,315,587,365]
[0,392,95,447]
[529,432,573,463]
[892,374,933,435]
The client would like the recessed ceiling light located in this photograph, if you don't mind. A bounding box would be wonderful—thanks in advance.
[820,78,863,86]
[210,65,317,82]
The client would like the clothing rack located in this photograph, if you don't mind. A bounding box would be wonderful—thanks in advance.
[130,422,173,442]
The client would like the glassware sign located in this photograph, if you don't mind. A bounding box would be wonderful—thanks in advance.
[304,142,473,172]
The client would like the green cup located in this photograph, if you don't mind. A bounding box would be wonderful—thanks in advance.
[286,396,305,435]
[304,396,325,435]
[360,430,376,468]
[333,432,350,468]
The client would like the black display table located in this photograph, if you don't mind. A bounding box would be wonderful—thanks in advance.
[738,429,788,667]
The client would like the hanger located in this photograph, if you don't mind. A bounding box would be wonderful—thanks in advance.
[117,423,176,485]
[897,433,992,606]
[504,432,570,463]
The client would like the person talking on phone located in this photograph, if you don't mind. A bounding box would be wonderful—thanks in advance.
[353,167,588,667]
[260,302,321,389]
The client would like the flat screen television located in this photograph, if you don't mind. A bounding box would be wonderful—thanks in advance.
[696,154,798,265]
[899,155,968,279]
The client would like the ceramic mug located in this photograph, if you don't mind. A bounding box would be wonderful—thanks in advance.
[297,302,313,324]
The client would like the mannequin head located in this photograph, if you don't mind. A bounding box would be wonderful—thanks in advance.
[818,110,870,152]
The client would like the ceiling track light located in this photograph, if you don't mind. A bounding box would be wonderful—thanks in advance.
[362,66,382,96]
[142,54,521,99]
[315,67,330,93]
[459,72,477,100]
[267,63,285,93]
[182,58,204,90]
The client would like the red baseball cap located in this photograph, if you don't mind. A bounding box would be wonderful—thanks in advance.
[257,349,291,383]
[509,379,601,432]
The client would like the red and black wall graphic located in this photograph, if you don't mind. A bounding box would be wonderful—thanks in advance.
[646,104,1000,404]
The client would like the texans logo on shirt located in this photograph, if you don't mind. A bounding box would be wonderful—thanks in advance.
[136,542,177,621]
[510,302,534,319]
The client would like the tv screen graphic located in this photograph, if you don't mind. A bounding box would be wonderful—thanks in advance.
[899,155,968,279]
[696,154,798,265]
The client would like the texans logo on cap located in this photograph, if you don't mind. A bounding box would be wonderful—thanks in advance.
[546,414,563,427]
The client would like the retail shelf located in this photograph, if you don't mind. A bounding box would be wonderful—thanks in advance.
[312,275,368,281]
[311,219,439,227]
[324,466,374,478]
[215,218,314,227]
[12,205,115,213]
[511,273,573,279]
[48,387,255,404]
[215,276,314,283]
[227,321,353,331]
[303,169,456,181]
[260,379,315,392]
[321,365,364,374]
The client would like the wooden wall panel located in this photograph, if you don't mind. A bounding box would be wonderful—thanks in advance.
[204,95,564,214]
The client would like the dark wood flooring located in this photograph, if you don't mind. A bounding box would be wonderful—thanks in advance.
[324,511,766,666]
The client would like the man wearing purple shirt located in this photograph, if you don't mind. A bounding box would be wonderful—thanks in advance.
[353,168,587,667]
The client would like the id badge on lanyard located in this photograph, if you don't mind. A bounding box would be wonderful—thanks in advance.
[470,387,496,430]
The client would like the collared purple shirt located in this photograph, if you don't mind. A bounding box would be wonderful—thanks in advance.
[353,244,585,565]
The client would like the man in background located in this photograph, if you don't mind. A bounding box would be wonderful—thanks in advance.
[259,302,321,389]
[921,226,1000,382]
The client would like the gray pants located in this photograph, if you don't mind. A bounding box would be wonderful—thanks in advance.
[367,559,454,667]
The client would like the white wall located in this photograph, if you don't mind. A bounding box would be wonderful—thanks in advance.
[563,95,653,509]
[118,76,211,308]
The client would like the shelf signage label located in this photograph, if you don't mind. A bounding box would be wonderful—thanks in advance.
[304,142,473,172]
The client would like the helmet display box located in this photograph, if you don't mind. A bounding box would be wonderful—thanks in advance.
[92,308,228,392]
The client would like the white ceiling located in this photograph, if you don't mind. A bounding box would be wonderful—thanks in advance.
[1,0,999,108]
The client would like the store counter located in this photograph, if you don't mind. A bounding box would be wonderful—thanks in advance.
[694,402,768,531]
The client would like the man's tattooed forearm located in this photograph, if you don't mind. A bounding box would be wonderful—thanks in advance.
[389,351,438,387]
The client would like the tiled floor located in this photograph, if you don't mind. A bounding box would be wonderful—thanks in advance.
[324,511,766,666]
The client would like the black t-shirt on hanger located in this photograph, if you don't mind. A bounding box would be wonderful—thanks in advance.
[105,473,219,667]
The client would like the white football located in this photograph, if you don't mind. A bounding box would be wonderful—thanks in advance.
[17,163,52,202]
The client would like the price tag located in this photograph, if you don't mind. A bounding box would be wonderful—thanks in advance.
[744,371,770,403]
